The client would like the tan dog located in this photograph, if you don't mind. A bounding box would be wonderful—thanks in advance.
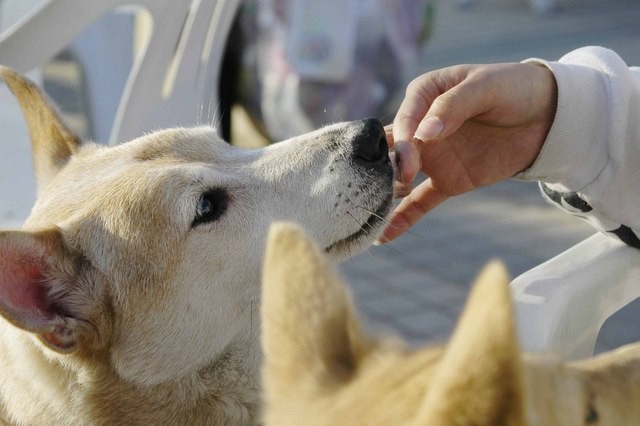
[0,67,393,425]
[261,223,640,425]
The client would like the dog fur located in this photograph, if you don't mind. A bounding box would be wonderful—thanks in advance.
[0,67,393,425]
[261,223,640,425]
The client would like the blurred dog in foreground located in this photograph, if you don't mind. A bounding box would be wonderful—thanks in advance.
[261,222,640,425]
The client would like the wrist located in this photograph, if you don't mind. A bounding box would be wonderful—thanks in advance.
[517,62,559,173]
[516,59,608,188]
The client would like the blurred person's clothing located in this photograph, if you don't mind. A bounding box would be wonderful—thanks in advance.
[238,0,434,141]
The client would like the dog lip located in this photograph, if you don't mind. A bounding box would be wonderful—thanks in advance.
[325,192,393,253]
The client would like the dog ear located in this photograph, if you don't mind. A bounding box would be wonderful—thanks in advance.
[261,222,370,401]
[412,261,527,426]
[0,66,81,191]
[0,229,86,354]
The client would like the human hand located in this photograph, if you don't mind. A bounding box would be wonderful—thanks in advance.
[380,62,557,243]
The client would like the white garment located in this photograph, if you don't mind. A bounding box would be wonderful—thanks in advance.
[518,46,640,247]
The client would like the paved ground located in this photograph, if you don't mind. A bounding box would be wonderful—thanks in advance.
[339,0,640,354]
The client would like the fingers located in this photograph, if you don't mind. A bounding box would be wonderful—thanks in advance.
[385,129,413,197]
[377,179,449,244]
[382,65,506,242]
[393,66,498,184]
[392,72,442,183]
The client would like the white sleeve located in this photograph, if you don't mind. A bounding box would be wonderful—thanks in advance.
[517,46,640,247]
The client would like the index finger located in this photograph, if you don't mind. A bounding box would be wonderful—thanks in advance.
[393,70,454,184]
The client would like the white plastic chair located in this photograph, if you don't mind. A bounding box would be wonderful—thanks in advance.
[511,232,640,360]
[0,0,242,145]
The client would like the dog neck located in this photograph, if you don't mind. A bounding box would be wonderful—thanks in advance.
[0,320,262,425]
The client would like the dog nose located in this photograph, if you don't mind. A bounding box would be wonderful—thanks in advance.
[352,118,389,166]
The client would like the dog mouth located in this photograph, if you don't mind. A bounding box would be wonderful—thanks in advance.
[324,192,393,254]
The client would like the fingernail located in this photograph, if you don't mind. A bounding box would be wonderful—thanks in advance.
[415,116,444,141]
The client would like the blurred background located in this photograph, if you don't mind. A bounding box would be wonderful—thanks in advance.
[1,0,640,354]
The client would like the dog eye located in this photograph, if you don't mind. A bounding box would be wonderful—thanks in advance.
[192,189,229,227]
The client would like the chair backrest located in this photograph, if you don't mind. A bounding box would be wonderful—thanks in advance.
[511,232,640,360]
[0,0,241,144]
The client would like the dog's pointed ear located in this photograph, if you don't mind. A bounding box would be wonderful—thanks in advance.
[261,222,370,401]
[0,229,86,354]
[0,66,81,190]
[413,261,527,426]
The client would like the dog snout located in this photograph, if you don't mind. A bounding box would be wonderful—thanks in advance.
[352,118,389,167]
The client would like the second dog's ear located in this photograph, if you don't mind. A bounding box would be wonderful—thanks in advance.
[261,223,371,408]
[0,66,81,191]
[413,261,527,426]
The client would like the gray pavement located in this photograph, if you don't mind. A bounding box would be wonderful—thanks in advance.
[340,0,640,353]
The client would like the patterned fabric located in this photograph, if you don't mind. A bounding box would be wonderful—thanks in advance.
[540,183,640,249]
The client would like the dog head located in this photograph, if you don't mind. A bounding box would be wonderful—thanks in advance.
[260,223,640,425]
[0,67,393,390]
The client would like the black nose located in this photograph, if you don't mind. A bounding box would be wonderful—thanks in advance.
[352,118,389,166]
